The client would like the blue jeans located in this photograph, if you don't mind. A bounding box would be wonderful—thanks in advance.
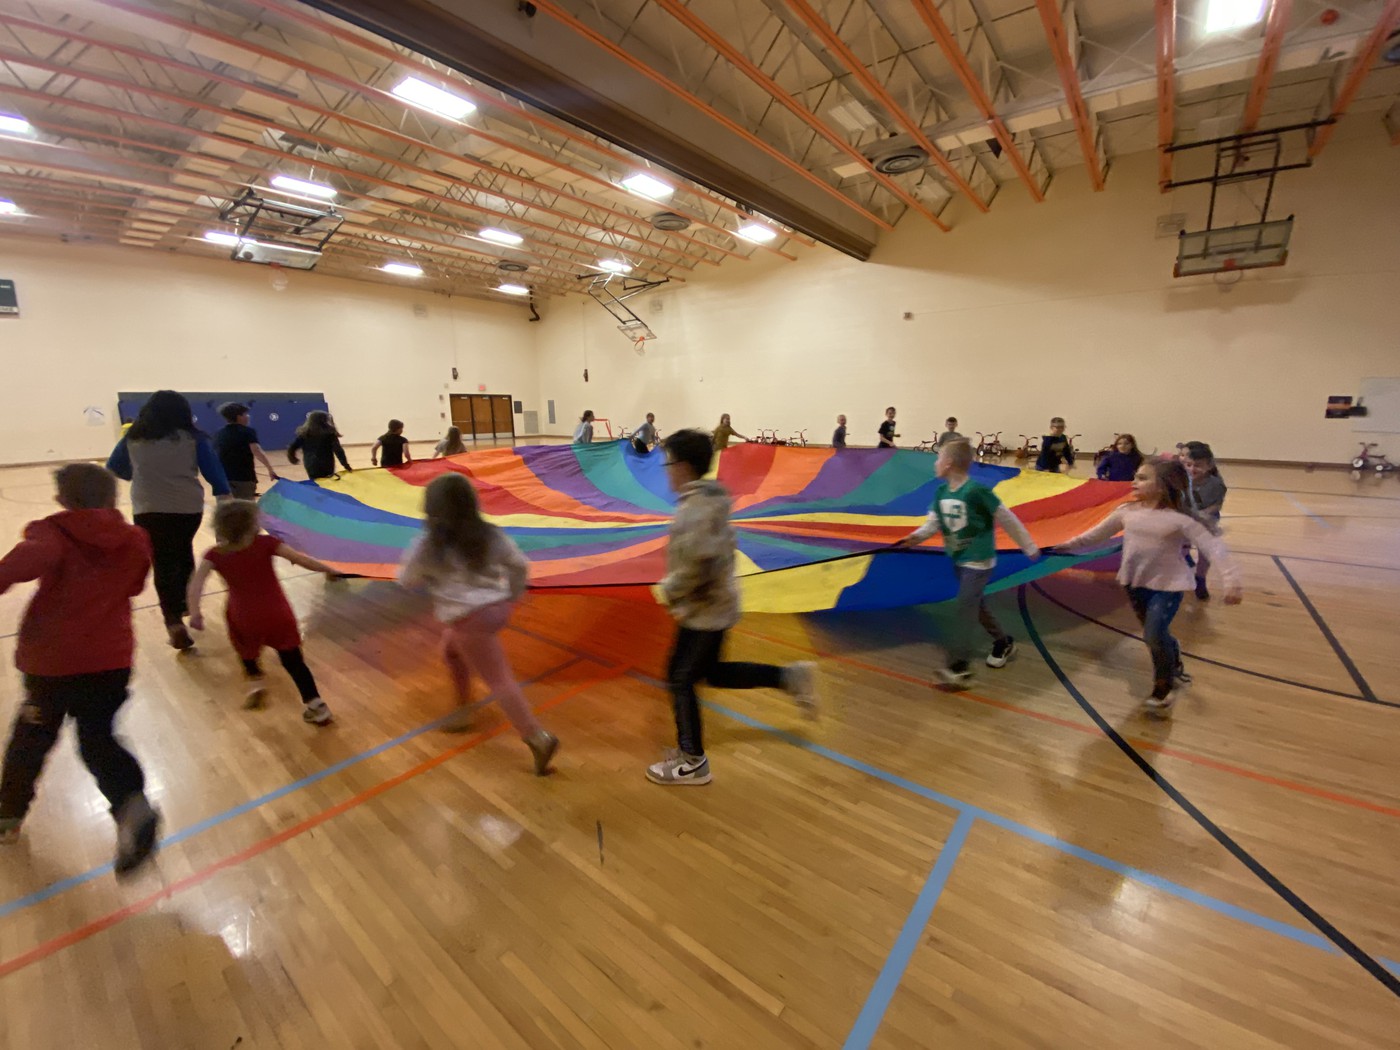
[1125,587,1183,684]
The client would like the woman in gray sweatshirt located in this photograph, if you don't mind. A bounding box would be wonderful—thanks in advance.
[107,390,230,650]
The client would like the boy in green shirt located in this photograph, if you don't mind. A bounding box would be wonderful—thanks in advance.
[895,439,1040,688]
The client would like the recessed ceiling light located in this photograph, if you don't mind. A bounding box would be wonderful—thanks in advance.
[381,261,424,277]
[479,227,524,246]
[496,283,530,295]
[0,114,32,137]
[270,174,338,199]
[620,172,674,201]
[0,199,20,216]
[1203,0,1266,34]
[391,76,476,120]
[736,222,778,244]
[598,259,633,274]
[203,230,241,246]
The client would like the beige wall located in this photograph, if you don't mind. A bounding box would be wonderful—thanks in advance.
[534,124,1400,463]
[0,239,540,464]
[3,123,1396,467]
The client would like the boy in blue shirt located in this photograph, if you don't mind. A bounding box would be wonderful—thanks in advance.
[1035,417,1075,473]
[895,439,1040,688]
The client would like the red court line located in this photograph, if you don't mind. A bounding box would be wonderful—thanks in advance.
[0,666,624,980]
[731,626,1400,821]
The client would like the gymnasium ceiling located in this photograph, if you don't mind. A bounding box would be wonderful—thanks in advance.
[0,0,1396,304]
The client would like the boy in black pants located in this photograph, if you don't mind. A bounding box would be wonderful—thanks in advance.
[0,463,161,875]
[647,429,819,786]
[214,402,280,500]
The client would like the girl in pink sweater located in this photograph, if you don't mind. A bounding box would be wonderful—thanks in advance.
[1060,460,1242,715]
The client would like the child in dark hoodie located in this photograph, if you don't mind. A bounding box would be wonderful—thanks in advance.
[0,463,161,876]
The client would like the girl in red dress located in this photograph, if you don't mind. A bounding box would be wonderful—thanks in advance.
[187,501,339,724]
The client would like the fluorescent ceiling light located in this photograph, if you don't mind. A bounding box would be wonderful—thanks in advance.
[736,222,778,244]
[496,283,530,295]
[479,226,523,246]
[1204,0,1266,33]
[381,262,424,277]
[620,172,673,200]
[0,199,20,216]
[270,174,337,199]
[0,114,32,136]
[391,76,476,120]
[598,259,633,274]
[203,230,241,246]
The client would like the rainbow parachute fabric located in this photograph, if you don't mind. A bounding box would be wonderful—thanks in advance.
[259,442,1127,613]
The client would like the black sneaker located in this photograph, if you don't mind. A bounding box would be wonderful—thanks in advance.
[986,637,1016,668]
[1195,579,1210,600]
[114,795,161,878]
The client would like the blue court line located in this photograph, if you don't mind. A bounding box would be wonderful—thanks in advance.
[1271,556,1381,705]
[0,654,585,921]
[620,671,1400,979]
[842,811,975,1050]
[1284,493,1331,528]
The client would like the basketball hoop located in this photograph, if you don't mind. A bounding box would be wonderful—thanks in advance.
[268,261,289,292]
[633,335,647,356]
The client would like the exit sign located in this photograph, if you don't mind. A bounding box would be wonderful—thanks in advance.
[0,279,16,316]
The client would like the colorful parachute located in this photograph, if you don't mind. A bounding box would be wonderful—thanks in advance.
[259,442,1127,613]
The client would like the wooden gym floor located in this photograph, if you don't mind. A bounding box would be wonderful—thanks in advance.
[0,459,1397,1048]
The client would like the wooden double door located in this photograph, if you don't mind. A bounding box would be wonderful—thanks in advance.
[450,393,515,443]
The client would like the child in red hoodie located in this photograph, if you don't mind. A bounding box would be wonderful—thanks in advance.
[0,463,161,876]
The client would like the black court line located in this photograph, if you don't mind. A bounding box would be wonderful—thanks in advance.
[1233,550,1400,574]
[1028,582,1380,705]
[1270,557,1381,706]
[1017,586,1400,999]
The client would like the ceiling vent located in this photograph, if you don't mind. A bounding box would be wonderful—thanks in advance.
[650,211,691,231]
[868,144,929,175]
[497,260,529,272]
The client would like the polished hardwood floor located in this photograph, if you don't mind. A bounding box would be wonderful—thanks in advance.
[0,458,1396,1048]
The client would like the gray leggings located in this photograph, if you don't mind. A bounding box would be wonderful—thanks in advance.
[949,564,1007,667]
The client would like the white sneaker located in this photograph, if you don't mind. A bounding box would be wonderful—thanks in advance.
[243,678,268,710]
[985,637,1016,669]
[302,698,333,726]
[645,750,712,786]
[937,666,973,690]
[784,661,820,720]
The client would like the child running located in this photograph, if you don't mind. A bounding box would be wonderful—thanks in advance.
[936,417,963,449]
[1096,433,1144,482]
[878,406,899,448]
[1182,442,1227,599]
[371,419,413,468]
[187,501,337,725]
[1058,459,1242,715]
[434,426,467,458]
[287,410,351,480]
[895,439,1040,687]
[214,402,280,500]
[648,428,818,786]
[0,464,160,875]
[398,473,559,775]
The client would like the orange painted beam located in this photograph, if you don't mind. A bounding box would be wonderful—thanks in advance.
[909,0,1043,202]
[1156,0,1177,191]
[1241,0,1293,133]
[13,10,724,269]
[525,0,895,232]
[1034,0,1106,190]
[1309,0,1400,155]
[239,0,819,247]
[0,57,693,278]
[780,0,989,212]
[649,0,948,230]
